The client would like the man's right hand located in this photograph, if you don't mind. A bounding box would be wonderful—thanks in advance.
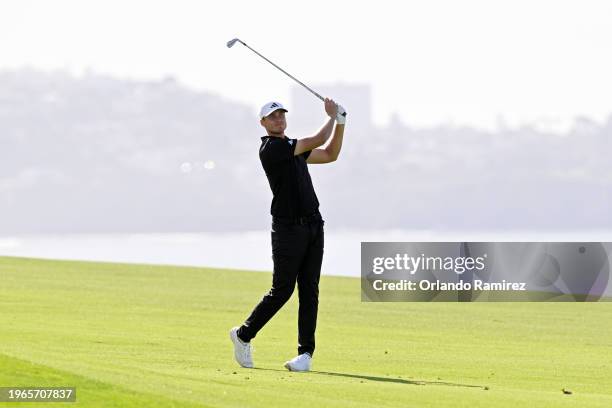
[324,98,338,118]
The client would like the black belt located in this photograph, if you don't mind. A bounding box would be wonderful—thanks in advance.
[273,212,322,225]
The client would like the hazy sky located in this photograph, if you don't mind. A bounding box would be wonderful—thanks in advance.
[2,0,611,130]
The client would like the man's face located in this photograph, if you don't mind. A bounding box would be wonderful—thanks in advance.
[260,110,287,136]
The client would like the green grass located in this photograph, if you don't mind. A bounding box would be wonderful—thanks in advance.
[0,256,611,407]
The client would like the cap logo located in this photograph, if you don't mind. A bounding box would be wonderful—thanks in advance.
[270,102,278,108]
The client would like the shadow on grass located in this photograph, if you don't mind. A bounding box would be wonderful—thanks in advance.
[254,367,486,389]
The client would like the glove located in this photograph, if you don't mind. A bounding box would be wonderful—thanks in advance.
[336,104,347,125]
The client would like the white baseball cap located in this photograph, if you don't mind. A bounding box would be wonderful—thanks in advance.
[259,101,288,119]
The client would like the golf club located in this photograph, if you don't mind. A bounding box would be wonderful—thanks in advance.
[227,37,346,117]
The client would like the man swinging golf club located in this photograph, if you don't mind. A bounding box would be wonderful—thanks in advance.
[230,98,346,371]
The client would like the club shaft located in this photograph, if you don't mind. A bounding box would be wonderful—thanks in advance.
[239,41,324,102]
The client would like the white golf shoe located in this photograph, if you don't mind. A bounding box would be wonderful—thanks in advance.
[284,353,312,372]
[229,327,253,368]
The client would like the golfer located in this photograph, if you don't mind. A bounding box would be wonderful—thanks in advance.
[230,98,346,371]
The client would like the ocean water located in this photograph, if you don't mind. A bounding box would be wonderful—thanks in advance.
[2,230,612,277]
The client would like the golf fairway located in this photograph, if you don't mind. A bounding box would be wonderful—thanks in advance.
[1,256,610,407]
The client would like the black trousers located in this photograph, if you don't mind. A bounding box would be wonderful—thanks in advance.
[237,215,324,356]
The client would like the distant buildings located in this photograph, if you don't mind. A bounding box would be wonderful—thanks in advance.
[1,70,611,233]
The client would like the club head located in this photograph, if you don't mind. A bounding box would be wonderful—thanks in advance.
[226,38,241,48]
